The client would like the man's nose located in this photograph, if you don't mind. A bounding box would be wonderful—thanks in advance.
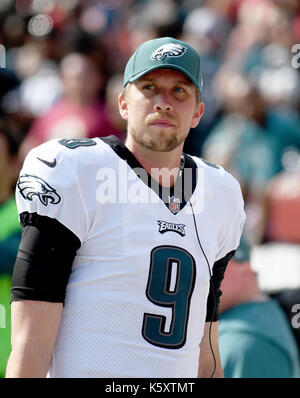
[154,92,172,112]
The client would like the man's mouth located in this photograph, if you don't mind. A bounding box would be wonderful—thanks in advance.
[149,118,175,127]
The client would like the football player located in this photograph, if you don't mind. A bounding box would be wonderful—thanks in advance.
[6,37,245,378]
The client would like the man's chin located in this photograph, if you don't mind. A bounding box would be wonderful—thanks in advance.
[144,132,183,152]
[143,140,180,153]
[129,128,185,153]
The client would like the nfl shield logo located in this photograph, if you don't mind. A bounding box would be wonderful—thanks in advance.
[168,196,180,215]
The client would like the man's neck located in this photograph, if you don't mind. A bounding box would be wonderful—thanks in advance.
[125,136,183,188]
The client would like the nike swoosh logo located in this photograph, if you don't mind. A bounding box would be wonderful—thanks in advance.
[37,157,57,168]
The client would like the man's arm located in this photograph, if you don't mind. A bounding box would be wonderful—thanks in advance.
[198,321,224,378]
[6,300,63,378]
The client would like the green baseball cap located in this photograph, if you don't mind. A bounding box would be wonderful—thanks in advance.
[123,37,203,92]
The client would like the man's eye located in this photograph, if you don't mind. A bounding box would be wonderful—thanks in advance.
[143,84,155,90]
[174,87,184,93]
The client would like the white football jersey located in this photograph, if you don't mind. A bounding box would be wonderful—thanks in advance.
[16,136,245,378]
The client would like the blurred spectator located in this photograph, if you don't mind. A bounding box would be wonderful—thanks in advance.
[0,115,23,378]
[0,68,20,100]
[12,41,63,118]
[204,72,300,190]
[219,237,300,378]
[19,51,122,159]
[265,165,300,243]
[181,5,232,155]
[256,165,300,356]
[102,73,127,140]
[202,72,300,243]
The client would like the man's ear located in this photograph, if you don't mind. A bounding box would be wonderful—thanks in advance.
[191,102,204,129]
[118,92,128,121]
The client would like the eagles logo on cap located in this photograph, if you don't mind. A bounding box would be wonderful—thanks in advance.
[123,37,203,92]
[151,43,187,61]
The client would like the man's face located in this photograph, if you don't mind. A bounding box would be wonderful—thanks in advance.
[118,69,204,152]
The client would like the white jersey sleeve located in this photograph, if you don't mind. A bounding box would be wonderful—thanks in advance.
[214,168,246,261]
[193,157,246,263]
[16,139,89,243]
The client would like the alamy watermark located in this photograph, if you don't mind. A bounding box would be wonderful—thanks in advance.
[291,44,300,69]
[0,44,6,68]
[291,304,300,329]
[95,161,205,214]
[0,304,5,329]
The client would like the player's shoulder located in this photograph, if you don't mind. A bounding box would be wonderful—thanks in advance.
[23,137,119,179]
[26,137,105,165]
[20,137,110,194]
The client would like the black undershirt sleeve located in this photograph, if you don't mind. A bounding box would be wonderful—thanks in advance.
[11,212,81,304]
[205,250,235,322]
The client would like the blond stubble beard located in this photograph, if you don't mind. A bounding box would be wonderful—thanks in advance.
[127,124,188,153]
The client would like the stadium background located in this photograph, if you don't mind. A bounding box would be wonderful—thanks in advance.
[0,0,300,377]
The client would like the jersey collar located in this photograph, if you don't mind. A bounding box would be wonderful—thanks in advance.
[100,135,198,215]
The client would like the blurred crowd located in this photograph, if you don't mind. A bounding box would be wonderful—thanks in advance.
[0,0,300,377]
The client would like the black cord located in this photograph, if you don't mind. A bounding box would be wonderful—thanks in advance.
[189,200,217,378]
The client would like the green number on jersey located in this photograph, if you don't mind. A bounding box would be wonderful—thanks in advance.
[59,138,96,149]
[142,245,196,349]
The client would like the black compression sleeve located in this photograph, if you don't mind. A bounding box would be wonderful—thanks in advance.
[11,212,81,304]
[205,250,235,322]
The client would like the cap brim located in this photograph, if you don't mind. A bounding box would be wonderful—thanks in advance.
[127,64,202,92]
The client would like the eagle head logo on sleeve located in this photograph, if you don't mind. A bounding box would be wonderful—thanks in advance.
[151,43,187,61]
[17,174,61,206]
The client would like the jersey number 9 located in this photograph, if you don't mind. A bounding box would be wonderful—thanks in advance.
[142,245,196,349]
